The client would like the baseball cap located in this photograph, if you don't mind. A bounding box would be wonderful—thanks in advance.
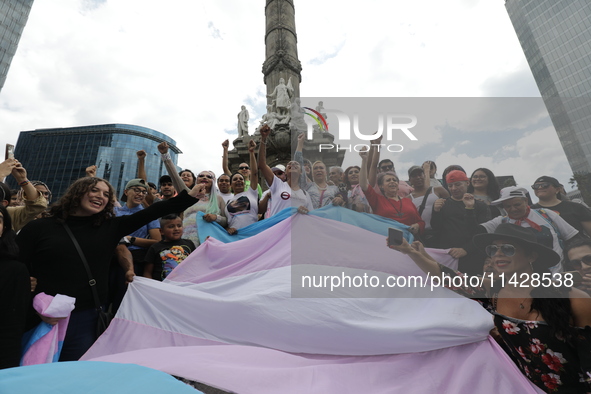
[445,170,469,184]
[408,165,424,177]
[159,175,173,185]
[125,178,148,190]
[533,176,560,188]
[491,186,529,205]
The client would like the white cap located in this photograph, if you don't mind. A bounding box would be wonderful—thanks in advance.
[275,164,286,171]
[491,186,528,205]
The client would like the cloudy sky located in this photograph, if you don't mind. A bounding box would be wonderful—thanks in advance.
[0,0,577,198]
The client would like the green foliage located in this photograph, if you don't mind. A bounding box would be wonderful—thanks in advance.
[569,172,591,205]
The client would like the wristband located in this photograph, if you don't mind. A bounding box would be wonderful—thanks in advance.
[19,179,30,186]
[161,153,171,161]
[465,207,474,210]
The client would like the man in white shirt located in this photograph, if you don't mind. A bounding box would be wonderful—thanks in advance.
[477,186,578,273]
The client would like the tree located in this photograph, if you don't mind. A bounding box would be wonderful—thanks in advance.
[569,172,591,205]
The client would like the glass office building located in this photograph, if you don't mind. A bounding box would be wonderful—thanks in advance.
[13,124,182,200]
[0,0,34,91]
[506,0,591,175]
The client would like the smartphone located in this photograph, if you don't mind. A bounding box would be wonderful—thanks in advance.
[388,227,404,247]
[562,271,583,286]
[5,144,14,160]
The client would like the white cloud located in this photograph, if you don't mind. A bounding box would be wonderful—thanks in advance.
[0,0,575,192]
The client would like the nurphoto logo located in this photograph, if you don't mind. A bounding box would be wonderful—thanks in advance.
[304,109,418,152]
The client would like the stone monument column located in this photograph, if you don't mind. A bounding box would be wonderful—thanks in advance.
[262,0,302,102]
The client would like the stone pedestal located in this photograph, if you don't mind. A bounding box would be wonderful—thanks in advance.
[227,123,345,174]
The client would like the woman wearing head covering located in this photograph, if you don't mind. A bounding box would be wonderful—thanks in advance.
[158,142,227,246]
[225,140,259,234]
[390,223,591,393]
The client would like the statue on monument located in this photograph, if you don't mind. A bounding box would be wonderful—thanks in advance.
[260,104,280,130]
[316,101,327,119]
[267,77,294,117]
[289,98,307,132]
[237,105,249,137]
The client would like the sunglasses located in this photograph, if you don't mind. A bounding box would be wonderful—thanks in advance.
[239,166,250,170]
[485,244,516,258]
[198,174,213,179]
[130,187,148,195]
[569,254,591,268]
[380,165,394,171]
[531,182,552,190]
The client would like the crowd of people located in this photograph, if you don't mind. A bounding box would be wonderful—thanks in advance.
[2,124,591,392]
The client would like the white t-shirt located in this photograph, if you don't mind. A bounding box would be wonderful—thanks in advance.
[410,188,438,230]
[219,192,233,204]
[267,176,314,218]
[480,208,578,273]
[225,187,259,230]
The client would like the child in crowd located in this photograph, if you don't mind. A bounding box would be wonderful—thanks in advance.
[143,214,196,281]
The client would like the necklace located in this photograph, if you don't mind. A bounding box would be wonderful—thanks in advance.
[492,293,530,310]
[387,197,404,218]
[316,183,328,191]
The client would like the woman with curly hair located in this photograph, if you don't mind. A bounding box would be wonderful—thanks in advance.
[391,223,591,393]
[17,176,206,361]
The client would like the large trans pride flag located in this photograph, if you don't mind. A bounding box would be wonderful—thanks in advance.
[84,211,543,393]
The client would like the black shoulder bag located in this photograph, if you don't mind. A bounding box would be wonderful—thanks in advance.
[418,187,433,216]
[62,222,113,338]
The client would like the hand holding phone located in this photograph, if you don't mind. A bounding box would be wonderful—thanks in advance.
[5,144,14,160]
[388,228,404,247]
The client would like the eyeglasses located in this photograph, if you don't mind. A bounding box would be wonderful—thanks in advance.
[531,182,551,190]
[239,166,250,170]
[273,171,285,175]
[39,191,51,197]
[485,244,516,258]
[198,174,213,179]
[130,187,148,195]
[569,254,591,268]
[472,175,487,180]
[380,165,394,171]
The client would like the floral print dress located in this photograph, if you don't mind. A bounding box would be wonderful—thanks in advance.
[439,264,591,393]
